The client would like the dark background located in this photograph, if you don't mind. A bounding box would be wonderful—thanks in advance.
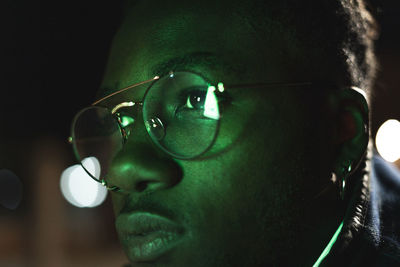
[1,1,127,266]
[1,0,122,139]
[1,0,400,143]
[1,0,400,266]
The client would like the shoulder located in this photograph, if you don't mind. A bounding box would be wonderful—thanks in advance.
[365,153,400,265]
[322,153,400,266]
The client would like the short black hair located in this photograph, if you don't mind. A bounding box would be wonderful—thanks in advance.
[120,0,378,96]
[243,0,378,96]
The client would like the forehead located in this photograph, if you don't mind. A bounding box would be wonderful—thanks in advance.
[100,0,309,96]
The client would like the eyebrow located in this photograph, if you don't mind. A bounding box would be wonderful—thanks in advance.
[150,51,246,80]
[99,52,245,98]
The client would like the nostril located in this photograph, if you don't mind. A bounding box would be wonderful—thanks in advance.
[134,179,169,193]
[135,181,148,192]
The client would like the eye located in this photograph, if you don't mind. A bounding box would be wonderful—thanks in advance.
[184,90,206,110]
[174,86,229,121]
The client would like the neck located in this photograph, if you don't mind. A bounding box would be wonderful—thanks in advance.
[310,146,372,266]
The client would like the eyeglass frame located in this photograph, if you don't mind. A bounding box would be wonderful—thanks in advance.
[69,70,353,193]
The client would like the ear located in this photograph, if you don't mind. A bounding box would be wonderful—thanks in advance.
[330,87,369,176]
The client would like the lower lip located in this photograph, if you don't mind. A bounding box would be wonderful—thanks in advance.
[124,230,184,262]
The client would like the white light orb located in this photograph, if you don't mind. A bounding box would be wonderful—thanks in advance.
[60,157,107,208]
[375,119,400,162]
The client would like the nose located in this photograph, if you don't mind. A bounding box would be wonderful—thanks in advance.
[108,107,183,193]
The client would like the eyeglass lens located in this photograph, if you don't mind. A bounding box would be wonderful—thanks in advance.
[71,71,221,183]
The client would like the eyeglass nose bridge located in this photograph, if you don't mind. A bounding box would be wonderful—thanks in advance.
[112,101,167,147]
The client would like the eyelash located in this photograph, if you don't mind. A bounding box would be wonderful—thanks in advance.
[176,88,231,113]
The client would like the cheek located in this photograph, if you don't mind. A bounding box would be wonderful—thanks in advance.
[110,193,125,216]
[207,101,317,213]
[179,150,297,263]
[179,137,279,228]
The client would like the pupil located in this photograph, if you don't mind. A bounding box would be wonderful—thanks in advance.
[189,92,205,109]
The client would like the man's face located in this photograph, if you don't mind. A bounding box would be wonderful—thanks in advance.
[100,1,335,266]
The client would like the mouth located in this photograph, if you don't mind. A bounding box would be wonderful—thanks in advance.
[116,211,186,262]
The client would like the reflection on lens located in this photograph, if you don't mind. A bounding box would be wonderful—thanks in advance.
[143,71,220,158]
[204,86,220,120]
[218,82,225,92]
[120,115,135,128]
[72,106,123,181]
[145,117,165,141]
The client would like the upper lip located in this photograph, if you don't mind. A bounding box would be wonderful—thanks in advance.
[116,211,185,237]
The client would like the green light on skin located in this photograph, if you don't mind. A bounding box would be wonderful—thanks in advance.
[312,221,344,267]
[203,86,220,120]
[120,116,135,128]
[218,82,224,92]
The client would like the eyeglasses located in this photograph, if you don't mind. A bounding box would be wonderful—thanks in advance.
[70,70,313,193]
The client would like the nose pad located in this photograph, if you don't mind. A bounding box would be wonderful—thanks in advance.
[113,102,161,150]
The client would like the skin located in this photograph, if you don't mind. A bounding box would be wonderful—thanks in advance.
[98,0,369,266]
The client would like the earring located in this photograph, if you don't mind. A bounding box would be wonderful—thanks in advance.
[338,160,352,200]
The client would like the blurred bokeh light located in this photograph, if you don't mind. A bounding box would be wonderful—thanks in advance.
[60,157,107,208]
[1,0,400,266]
[375,119,400,162]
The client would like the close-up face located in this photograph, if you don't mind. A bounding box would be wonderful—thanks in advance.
[98,0,344,266]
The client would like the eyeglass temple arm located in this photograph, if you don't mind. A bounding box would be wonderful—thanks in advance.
[91,75,160,106]
[92,76,314,106]
[226,81,312,89]
[93,77,314,106]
